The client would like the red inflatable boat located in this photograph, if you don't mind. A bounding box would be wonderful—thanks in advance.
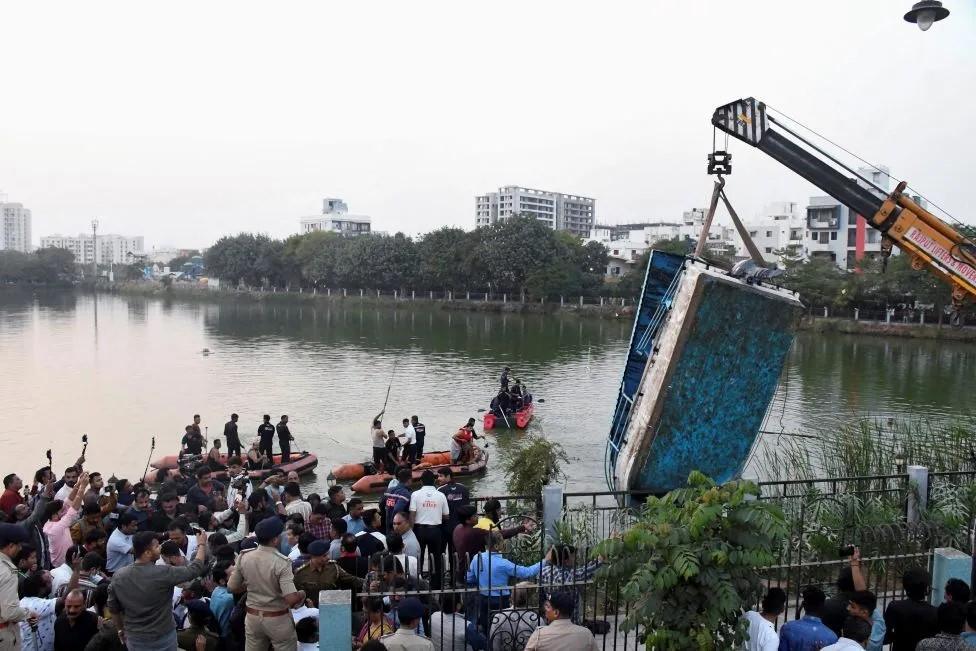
[483,402,534,430]
[144,451,318,484]
[331,451,453,481]
[349,447,489,494]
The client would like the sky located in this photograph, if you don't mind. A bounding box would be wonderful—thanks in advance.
[1,1,974,250]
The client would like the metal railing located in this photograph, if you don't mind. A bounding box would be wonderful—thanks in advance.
[353,545,644,651]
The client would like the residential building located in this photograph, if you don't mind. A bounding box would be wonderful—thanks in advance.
[586,209,737,277]
[806,166,891,269]
[1,201,32,253]
[146,246,198,264]
[39,233,145,265]
[475,186,595,237]
[300,198,371,236]
[736,201,806,265]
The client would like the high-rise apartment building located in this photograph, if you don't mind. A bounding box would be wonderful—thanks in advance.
[39,233,145,265]
[0,201,33,253]
[475,186,595,237]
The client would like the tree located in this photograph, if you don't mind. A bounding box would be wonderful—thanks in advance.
[296,231,344,287]
[205,234,271,287]
[29,247,77,283]
[594,472,786,650]
[416,227,476,291]
[780,255,847,308]
[473,216,565,295]
[0,248,77,284]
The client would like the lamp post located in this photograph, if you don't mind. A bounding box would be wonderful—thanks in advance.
[904,0,950,31]
[91,219,98,282]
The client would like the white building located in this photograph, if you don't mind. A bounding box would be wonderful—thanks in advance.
[39,233,145,265]
[586,209,738,277]
[737,201,806,265]
[1,202,33,253]
[730,166,903,270]
[475,186,595,237]
[300,198,371,236]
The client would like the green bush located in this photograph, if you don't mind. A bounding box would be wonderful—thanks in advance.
[594,471,786,650]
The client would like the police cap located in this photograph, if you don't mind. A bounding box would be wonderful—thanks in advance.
[397,597,424,621]
[254,516,285,542]
[0,523,28,546]
[308,540,329,557]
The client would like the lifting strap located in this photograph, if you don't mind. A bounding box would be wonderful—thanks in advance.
[694,176,767,267]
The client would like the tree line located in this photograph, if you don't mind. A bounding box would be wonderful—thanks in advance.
[204,216,612,297]
[0,248,77,285]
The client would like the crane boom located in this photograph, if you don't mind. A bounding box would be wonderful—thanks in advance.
[712,98,976,313]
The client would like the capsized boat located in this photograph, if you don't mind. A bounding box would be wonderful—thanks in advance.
[349,447,489,494]
[483,402,534,430]
[144,451,318,484]
[606,252,802,497]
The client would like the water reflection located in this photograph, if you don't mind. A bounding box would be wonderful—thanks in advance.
[0,290,974,497]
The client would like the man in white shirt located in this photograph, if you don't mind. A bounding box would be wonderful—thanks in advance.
[283,483,311,521]
[391,513,421,559]
[53,466,81,503]
[105,512,139,574]
[821,616,871,650]
[409,470,450,589]
[400,418,417,464]
[742,587,786,651]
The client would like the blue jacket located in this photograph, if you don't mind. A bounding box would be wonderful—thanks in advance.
[384,484,411,531]
[779,615,838,651]
[466,551,543,597]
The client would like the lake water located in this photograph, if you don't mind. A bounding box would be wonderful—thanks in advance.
[1,290,973,496]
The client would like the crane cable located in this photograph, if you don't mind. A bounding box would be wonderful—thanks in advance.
[763,103,970,234]
[764,103,975,275]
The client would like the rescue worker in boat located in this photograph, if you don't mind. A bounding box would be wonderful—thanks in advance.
[384,430,402,471]
[500,366,511,390]
[246,440,271,471]
[257,414,276,462]
[181,425,204,457]
[276,415,294,464]
[510,380,524,410]
[452,418,482,464]
[491,388,514,419]
[371,414,387,471]
[207,438,226,471]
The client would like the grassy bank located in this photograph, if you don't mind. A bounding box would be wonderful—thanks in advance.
[798,316,976,342]
[102,281,635,319]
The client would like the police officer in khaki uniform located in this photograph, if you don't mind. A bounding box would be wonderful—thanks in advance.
[0,523,32,651]
[293,540,362,605]
[228,517,305,651]
[381,597,433,650]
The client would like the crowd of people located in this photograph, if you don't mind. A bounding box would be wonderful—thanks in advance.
[743,548,976,651]
[0,412,603,651]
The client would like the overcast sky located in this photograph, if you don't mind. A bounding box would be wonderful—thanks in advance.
[2,1,974,250]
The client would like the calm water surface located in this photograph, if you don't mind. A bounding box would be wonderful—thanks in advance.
[1,290,973,496]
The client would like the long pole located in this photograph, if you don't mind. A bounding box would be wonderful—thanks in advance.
[380,360,398,414]
[142,436,156,483]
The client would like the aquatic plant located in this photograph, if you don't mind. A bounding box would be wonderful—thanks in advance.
[498,434,569,498]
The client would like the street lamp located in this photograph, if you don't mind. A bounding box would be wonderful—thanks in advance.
[904,0,950,31]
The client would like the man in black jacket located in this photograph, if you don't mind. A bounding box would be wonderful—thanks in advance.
[223,414,241,459]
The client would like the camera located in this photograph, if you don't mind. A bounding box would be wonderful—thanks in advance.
[838,545,856,557]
